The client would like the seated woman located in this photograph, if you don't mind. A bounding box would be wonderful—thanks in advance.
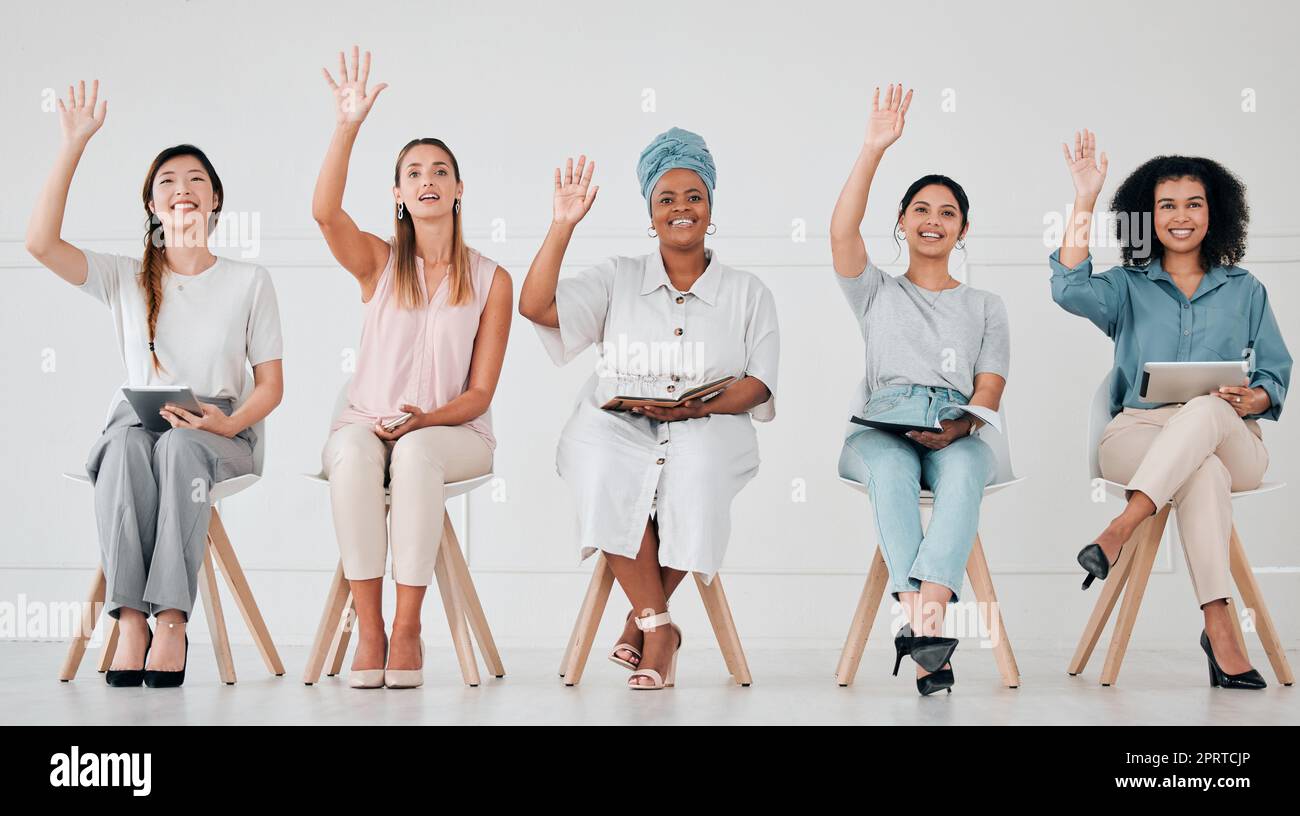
[26,81,285,688]
[518,128,780,690]
[1052,130,1291,690]
[830,85,1010,697]
[312,47,512,690]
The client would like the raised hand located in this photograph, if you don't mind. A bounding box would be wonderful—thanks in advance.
[322,45,388,125]
[57,80,106,146]
[864,83,912,153]
[552,155,598,225]
[1062,129,1109,202]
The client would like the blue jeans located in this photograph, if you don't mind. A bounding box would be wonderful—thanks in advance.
[838,385,995,602]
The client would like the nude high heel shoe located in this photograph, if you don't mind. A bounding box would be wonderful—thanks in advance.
[628,611,681,691]
[608,609,642,671]
[384,638,425,689]
[348,641,387,689]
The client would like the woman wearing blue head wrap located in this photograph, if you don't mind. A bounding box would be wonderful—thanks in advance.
[519,135,780,691]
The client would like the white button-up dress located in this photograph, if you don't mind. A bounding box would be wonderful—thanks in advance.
[536,249,780,582]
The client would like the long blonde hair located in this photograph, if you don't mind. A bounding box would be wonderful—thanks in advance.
[139,144,224,372]
[392,138,473,309]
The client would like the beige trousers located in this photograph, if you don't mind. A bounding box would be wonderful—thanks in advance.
[1098,395,1269,606]
[322,423,492,586]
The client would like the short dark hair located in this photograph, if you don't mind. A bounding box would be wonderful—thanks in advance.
[1110,155,1249,269]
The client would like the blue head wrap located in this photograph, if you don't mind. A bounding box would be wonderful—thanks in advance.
[636,127,716,215]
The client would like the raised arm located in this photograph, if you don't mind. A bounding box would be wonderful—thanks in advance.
[1057,128,1109,269]
[1051,129,1126,333]
[25,80,107,285]
[829,84,911,279]
[518,155,598,328]
[312,46,391,297]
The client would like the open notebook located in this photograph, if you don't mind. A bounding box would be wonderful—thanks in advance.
[850,404,1002,435]
[601,376,736,412]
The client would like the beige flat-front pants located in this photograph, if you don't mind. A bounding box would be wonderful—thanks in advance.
[322,423,492,586]
[1098,394,1269,606]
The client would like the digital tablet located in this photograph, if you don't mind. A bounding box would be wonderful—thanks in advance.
[1140,361,1250,404]
[121,386,205,432]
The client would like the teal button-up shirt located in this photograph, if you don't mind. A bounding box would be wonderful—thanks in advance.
[1049,249,1291,420]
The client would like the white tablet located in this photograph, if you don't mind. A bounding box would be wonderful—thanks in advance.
[121,386,205,432]
[1140,361,1250,404]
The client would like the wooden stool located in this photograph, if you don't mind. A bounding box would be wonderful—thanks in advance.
[1068,507,1294,686]
[301,475,503,687]
[59,507,285,684]
[834,535,1021,688]
[558,553,752,686]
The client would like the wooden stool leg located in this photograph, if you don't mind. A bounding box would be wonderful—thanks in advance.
[1228,525,1294,685]
[1098,505,1170,686]
[207,510,285,677]
[442,515,505,678]
[695,572,752,686]
[1068,510,1157,675]
[96,616,120,673]
[60,567,106,681]
[199,543,237,685]
[326,594,355,677]
[965,535,1020,688]
[302,561,350,684]
[562,553,615,686]
[434,547,480,687]
[835,547,890,686]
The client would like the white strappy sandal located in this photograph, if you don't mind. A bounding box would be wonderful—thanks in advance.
[628,611,682,691]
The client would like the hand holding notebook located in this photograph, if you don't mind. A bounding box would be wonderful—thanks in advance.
[601,376,736,412]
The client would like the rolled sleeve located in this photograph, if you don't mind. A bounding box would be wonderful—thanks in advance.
[1049,249,1125,336]
[743,283,780,422]
[533,258,616,366]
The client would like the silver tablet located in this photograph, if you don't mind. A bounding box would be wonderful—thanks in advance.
[121,386,205,432]
[1140,361,1250,404]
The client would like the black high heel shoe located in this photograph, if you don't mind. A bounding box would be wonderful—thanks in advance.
[917,665,955,696]
[892,624,959,675]
[1200,631,1266,690]
[105,625,153,688]
[144,625,189,689]
[1077,542,1120,590]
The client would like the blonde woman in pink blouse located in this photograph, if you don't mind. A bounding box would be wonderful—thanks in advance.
[312,47,513,689]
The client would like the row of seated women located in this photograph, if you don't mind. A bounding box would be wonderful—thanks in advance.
[26,54,1290,695]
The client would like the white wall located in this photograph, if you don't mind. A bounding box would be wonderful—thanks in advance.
[2,0,1297,656]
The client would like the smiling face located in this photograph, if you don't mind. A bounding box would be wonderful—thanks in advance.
[394,142,463,219]
[650,168,711,251]
[897,183,967,260]
[1153,175,1209,257]
[148,155,219,245]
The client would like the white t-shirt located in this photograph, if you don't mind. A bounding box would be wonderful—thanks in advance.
[76,249,283,412]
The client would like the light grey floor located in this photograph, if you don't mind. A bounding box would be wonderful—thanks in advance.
[2,642,1295,725]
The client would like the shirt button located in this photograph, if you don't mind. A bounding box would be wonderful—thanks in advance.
[1184,330,1191,336]
[667,385,676,392]
[656,458,665,465]
[1182,303,1189,309]
[674,328,683,336]
[676,296,685,304]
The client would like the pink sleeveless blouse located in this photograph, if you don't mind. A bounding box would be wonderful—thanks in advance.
[333,242,498,450]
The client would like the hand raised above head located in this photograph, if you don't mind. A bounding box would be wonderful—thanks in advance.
[553,155,599,225]
[322,45,388,126]
[863,83,912,153]
[57,79,106,145]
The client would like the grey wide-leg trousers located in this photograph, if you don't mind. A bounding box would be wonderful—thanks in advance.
[84,398,256,619]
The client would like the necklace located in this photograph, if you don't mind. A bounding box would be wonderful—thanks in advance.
[907,275,958,308]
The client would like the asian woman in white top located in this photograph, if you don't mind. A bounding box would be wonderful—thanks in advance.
[25,80,284,688]
[518,128,780,690]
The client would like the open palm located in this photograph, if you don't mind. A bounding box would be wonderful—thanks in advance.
[864,83,912,152]
[58,80,106,145]
[322,45,388,125]
[1063,129,1108,201]
[553,155,598,225]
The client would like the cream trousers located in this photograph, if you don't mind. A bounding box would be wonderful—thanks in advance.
[1098,395,1269,606]
[322,423,492,586]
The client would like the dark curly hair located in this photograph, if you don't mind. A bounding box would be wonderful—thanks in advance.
[1110,155,1249,269]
